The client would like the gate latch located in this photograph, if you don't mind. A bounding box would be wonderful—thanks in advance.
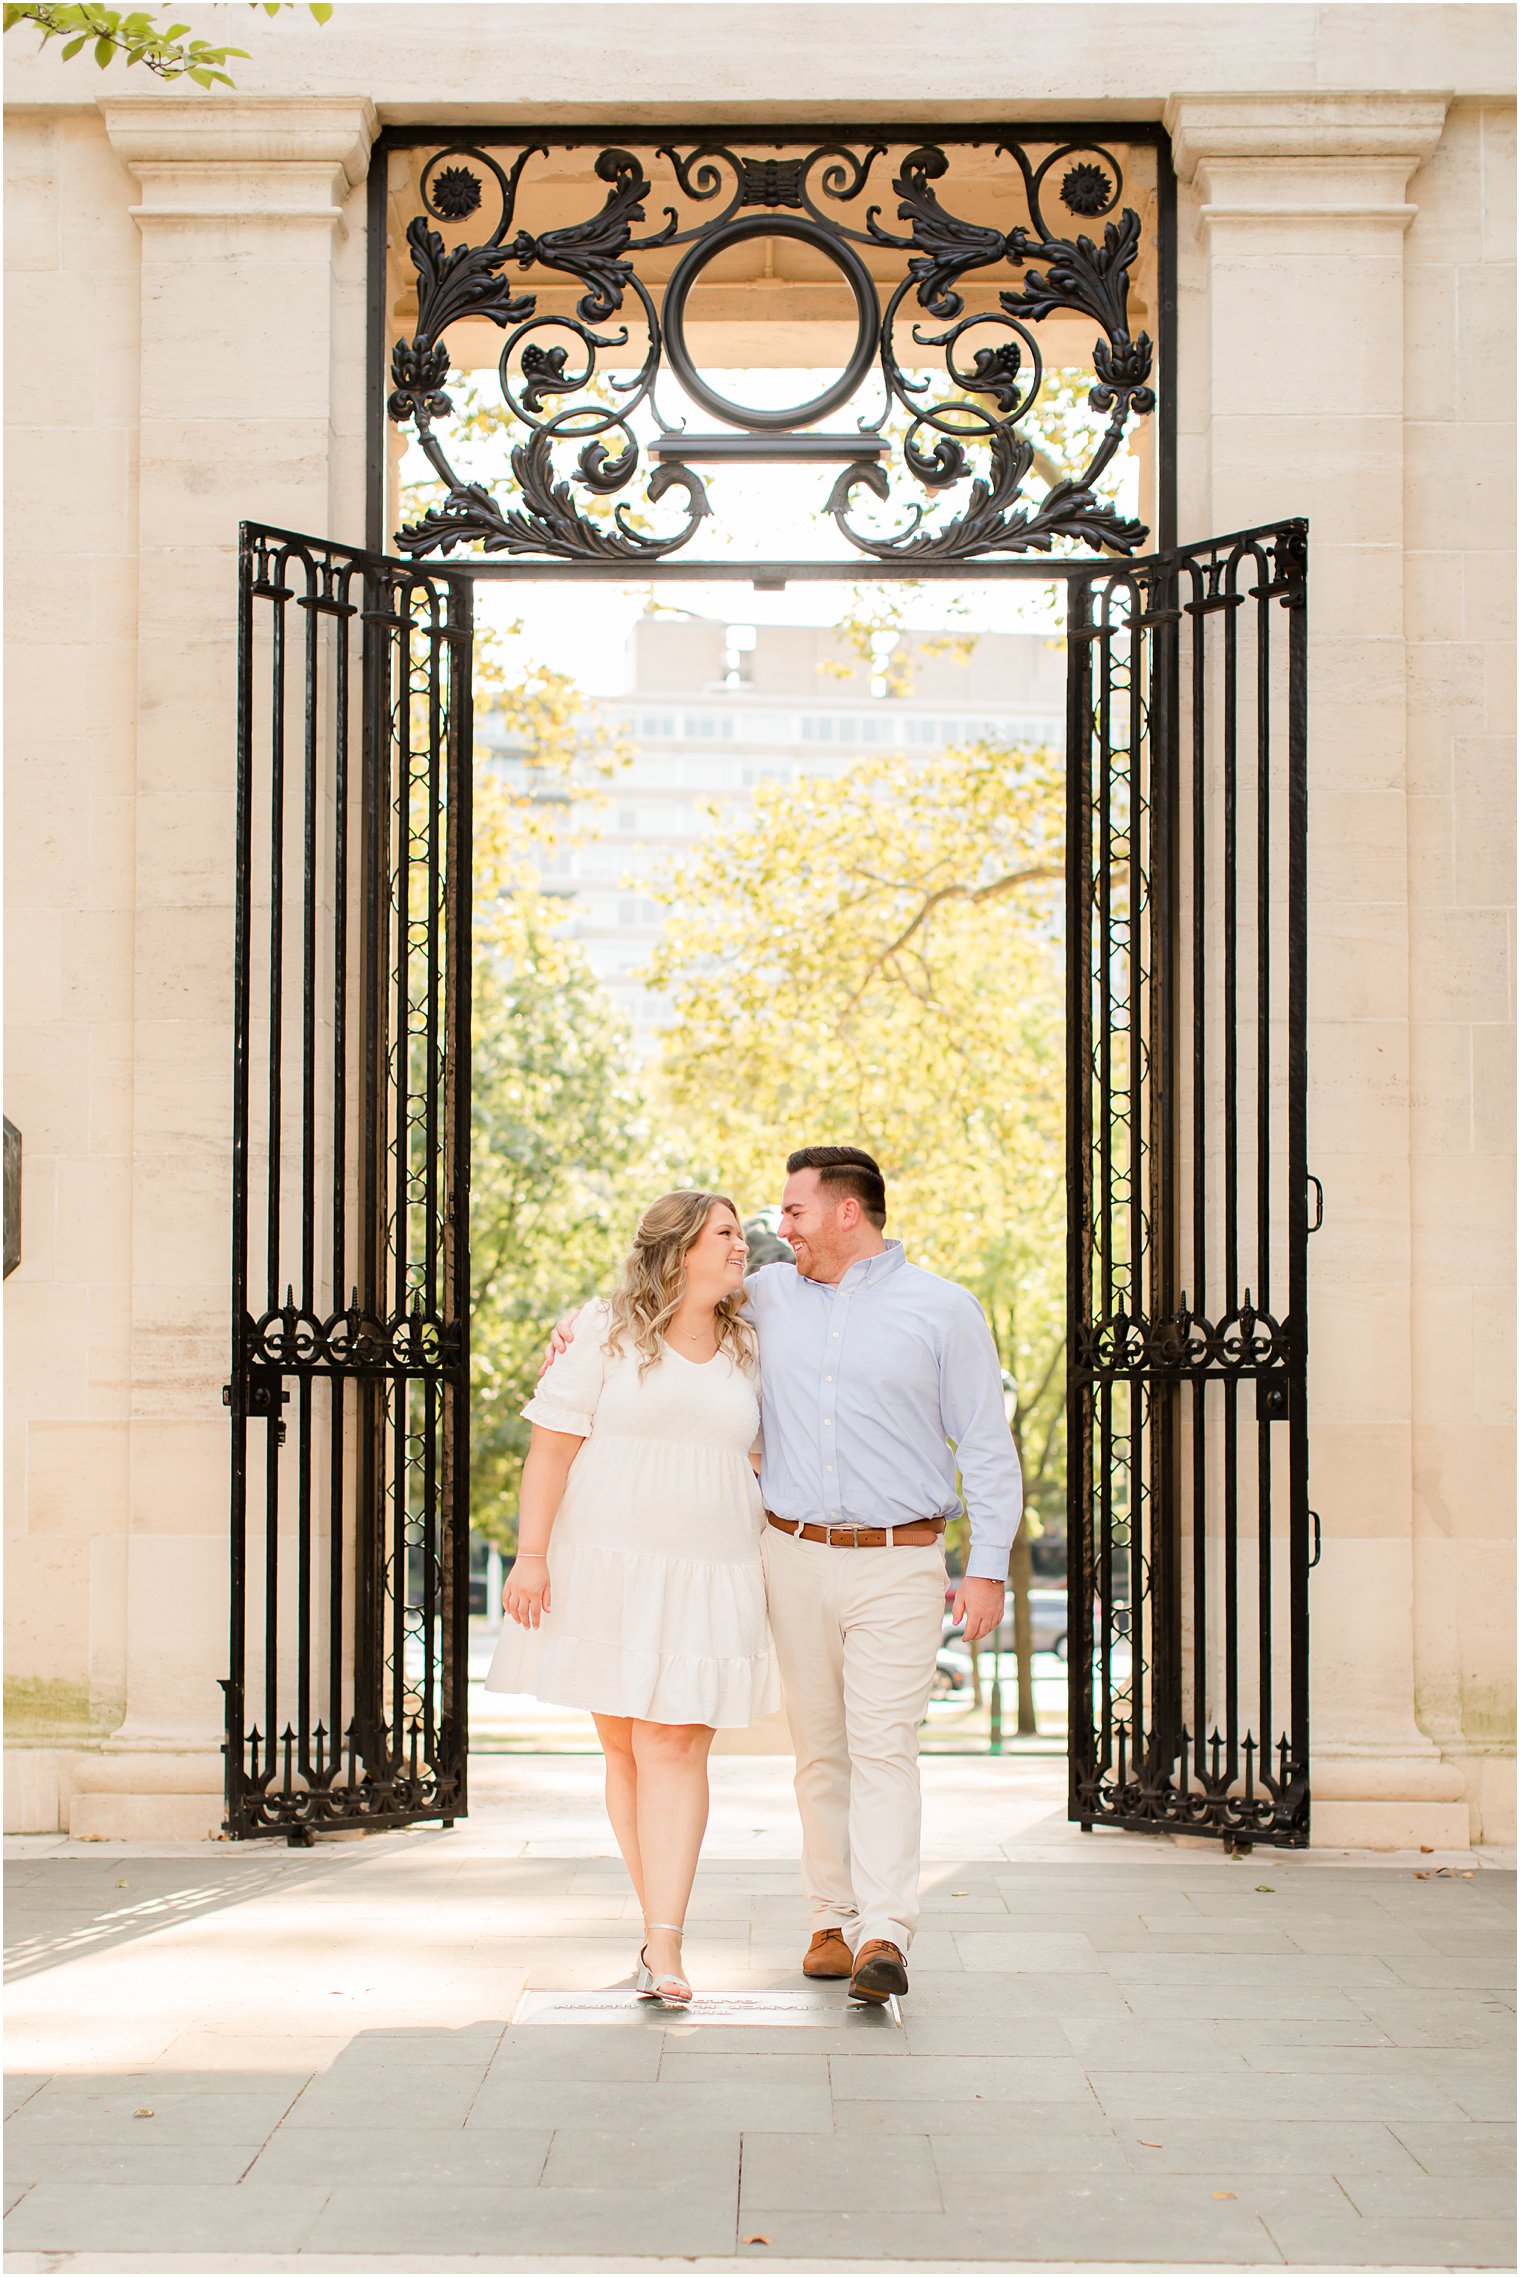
[1256,1370,1292,1422]
[222,1367,290,1445]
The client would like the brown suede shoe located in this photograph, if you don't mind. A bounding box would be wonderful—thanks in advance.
[849,1938,909,2004]
[802,1928,853,1980]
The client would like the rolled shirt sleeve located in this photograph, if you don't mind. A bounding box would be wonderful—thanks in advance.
[521,1298,611,1438]
[938,1293,1024,1581]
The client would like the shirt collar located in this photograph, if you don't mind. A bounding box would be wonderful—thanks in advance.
[806,1238,905,1293]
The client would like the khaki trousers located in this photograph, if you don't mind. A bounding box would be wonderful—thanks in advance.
[761,1524,946,1954]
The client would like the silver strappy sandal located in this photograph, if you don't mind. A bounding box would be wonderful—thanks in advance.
[635,1921,691,2006]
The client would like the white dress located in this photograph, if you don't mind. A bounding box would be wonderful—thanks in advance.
[484,1299,779,1728]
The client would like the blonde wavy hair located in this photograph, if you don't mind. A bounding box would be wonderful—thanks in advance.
[603,1189,757,1377]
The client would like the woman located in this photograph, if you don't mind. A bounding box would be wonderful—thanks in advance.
[485,1189,776,2006]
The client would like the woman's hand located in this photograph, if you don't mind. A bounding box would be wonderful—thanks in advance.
[503,1557,551,1629]
[538,1312,578,1379]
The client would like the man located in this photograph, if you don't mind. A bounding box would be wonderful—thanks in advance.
[748,1146,1019,2002]
[549,1144,1021,2004]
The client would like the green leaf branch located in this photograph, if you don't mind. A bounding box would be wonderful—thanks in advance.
[3,2,331,87]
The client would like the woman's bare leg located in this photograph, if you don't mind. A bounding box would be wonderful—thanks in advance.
[630,1720,715,1984]
[591,1714,644,1918]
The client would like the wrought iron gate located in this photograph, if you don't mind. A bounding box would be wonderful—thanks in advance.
[224,524,473,1841]
[220,131,1315,1843]
[1066,520,1312,1846]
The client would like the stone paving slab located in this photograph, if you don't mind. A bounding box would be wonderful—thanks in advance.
[738,2130,943,2212]
[537,2129,742,2194]
[5,2187,332,2255]
[243,2126,557,2190]
[299,2187,742,2260]
[1388,2120,1519,2175]
[858,2013,1075,2058]
[3,2141,264,2190]
[4,1759,1516,2271]
[5,2082,306,2145]
[1262,2213,1516,2267]
[1101,2117,1437,2176]
[1085,2067,1475,2121]
[828,2096,1119,2142]
[0,2261,1354,2274]
[655,2049,830,2084]
[828,2051,1092,2103]
[723,2187,1286,2264]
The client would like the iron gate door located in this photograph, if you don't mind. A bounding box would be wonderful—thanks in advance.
[224,524,474,1841]
[1067,519,1313,1847]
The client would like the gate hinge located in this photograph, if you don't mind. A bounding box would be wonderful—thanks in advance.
[1256,1370,1291,1422]
[223,1367,290,1444]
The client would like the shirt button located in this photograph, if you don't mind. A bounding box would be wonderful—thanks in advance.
[826,1465,833,1472]
[825,1375,832,1383]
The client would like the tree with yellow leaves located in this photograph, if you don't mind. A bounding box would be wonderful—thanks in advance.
[465,625,658,1547]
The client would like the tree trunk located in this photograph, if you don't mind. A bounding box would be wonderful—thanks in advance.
[1009,1526,1038,1736]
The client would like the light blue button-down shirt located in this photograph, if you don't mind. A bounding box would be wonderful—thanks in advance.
[745,1240,1023,1581]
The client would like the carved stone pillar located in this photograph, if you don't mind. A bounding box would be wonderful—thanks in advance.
[74,99,376,1836]
[1167,92,1466,1843]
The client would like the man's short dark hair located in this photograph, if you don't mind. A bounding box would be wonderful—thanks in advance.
[786,1145,887,1229]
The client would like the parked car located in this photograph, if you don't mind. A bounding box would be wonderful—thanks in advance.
[930,1646,973,1699]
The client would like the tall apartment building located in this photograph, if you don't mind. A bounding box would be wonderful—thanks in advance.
[490,612,1067,1048]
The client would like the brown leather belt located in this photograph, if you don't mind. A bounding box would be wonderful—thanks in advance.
[766,1512,947,1549]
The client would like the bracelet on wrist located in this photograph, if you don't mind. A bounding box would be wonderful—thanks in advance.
[513,1551,547,1561]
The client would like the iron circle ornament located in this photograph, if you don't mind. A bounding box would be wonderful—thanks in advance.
[385,134,1159,563]
[659,213,881,432]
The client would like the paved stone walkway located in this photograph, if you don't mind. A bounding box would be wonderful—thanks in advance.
[4,1759,1515,2272]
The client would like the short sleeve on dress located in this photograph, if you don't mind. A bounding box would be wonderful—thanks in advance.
[521,1298,612,1438]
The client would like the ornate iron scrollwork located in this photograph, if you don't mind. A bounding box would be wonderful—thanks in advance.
[1076,1295,1291,1381]
[245,1291,461,1377]
[386,135,1156,565]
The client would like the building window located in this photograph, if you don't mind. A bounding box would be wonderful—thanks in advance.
[723,623,756,688]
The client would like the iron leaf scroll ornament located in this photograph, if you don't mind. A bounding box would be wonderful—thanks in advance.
[386,138,1156,566]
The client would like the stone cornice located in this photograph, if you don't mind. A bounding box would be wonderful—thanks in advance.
[101,95,378,178]
[101,96,377,227]
[1165,90,1451,181]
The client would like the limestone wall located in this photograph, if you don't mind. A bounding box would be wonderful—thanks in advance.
[4,111,141,1806]
[4,92,373,1835]
[1403,98,1517,1841]
[2,3,1514,1843]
